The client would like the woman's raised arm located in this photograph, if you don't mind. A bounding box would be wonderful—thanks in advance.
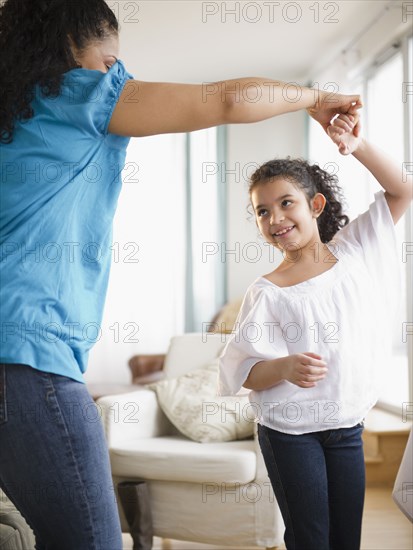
[108,77,362,137]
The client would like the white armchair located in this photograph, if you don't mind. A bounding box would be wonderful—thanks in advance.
[98,333,284,548]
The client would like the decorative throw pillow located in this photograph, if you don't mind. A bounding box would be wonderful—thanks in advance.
[148,359,254,443]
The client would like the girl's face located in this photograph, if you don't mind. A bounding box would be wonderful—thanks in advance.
[70,34,119,73]
[251,176,326,255]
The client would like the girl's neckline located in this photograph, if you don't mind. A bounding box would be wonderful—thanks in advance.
[260,242,341,290]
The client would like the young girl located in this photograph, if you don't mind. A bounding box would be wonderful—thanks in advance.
[0,0,362,548]
[218,114,412,549]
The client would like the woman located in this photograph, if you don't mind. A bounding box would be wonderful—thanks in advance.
[0,0,362,548]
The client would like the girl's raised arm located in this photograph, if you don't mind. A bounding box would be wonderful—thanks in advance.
[108,77,361,137]
[354,140,412,225]
[328,114,413,225]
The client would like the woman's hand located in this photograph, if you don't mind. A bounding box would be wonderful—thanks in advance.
[283,352,328,388]
[327,113,361,155]
[307,92,362,132]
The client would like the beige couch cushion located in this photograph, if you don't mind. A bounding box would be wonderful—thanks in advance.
[149,359,254,443]
[110,436,257,483]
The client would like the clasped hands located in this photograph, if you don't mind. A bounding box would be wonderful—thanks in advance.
[307,90,362,155]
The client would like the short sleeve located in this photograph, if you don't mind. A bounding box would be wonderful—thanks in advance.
[332,190,401,312]
[333,190,396,263]
[217,283,289,396]
[57,59,134,137]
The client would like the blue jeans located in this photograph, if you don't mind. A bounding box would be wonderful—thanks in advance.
[258,422,365,550]
[0,363,123,550]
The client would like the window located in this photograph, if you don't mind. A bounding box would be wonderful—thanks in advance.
[365,50,410,411]
[87,127,226,383]
[87,133,187,383]
[308,33,413,413]
[185,126,227,332]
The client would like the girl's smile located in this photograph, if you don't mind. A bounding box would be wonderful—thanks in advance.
[272,224,295,238]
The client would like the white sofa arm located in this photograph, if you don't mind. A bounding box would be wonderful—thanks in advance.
[253,423,270,481]
[97,389,170,447]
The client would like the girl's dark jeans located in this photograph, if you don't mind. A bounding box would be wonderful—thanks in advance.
[258,421,365,550]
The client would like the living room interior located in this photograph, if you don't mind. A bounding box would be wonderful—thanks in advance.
[1,1,412,549]
[96,1,413,549]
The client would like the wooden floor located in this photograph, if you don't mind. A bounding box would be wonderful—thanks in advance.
[122,487,412,549]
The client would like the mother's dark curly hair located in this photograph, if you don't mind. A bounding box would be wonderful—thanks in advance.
[0,0,118,144]
[249,158,349,243]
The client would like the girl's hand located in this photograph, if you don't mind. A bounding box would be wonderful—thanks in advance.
[327,113,361,155]
[283,352,328,388]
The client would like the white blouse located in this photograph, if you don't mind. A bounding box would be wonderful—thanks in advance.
[218,190,401,434]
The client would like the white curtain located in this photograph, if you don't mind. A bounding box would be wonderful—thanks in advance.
[308,42,411,412]
[185,126,227,333]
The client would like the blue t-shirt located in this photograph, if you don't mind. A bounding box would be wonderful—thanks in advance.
[0,60,134,382]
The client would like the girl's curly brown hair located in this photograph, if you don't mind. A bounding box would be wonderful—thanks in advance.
[249,157,349,243]
[0,0,118,144]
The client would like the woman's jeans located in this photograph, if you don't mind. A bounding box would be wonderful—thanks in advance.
[0,363,123,550]
[258,422,365,550]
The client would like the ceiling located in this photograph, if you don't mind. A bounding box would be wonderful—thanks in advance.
[119,0,395,82]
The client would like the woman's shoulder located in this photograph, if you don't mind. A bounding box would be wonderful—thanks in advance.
[41,60,135,140]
